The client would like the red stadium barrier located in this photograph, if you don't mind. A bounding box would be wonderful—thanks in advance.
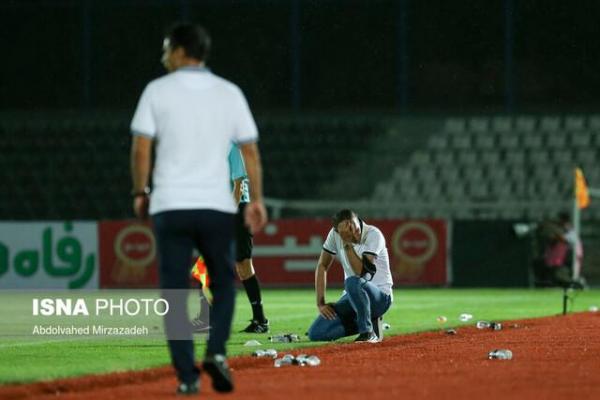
[98,219,448,288]
[253,219,448,286]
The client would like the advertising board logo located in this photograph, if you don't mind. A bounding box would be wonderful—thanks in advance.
[391,222,438,281]
[112,225,156,283]
[0,222,96,289]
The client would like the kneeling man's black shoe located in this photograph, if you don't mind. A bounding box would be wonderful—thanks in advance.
[354,331,379,343]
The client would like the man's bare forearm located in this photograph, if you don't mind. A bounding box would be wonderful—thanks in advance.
[315,264,327,306]
[130,137,152,192]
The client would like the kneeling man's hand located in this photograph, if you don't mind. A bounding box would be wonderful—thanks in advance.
[318,303,337,320]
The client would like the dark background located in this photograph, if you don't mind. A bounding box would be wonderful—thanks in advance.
[2,0,600,113]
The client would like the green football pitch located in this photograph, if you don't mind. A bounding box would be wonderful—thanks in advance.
[1,288,599,384]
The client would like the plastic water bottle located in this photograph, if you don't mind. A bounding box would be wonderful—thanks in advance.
[459,313,473,322]
[476,321,491,329]
[274,358,292,368]
[274,354,295,367]
[269,334,301,343]
[253,349,278,358]
[264,349,278,358]
[477,321,502,330]
[292,354,321,367]
[305,355,321,367]
[252,350,265,357]
[293,354,309,366]
[488,349,513,360]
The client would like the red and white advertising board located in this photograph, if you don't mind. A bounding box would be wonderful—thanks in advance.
[253,219,447,286]
[98,219,447,288]
[99,221,158,288]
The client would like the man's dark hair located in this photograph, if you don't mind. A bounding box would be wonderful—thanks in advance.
[332,209,357,230]
[165,22,211,61]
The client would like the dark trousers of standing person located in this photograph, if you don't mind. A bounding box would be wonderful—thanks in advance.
[153,209,236,384]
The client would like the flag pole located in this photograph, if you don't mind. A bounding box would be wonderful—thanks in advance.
[572,183,581,281]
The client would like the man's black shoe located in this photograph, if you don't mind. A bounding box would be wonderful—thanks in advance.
[354,331,379,343]
[176,380,199,395]
[241,319,269,333]
[202,354,234,393]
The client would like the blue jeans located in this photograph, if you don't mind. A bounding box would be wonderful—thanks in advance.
[153,209,236,384]
[307,276,392,341]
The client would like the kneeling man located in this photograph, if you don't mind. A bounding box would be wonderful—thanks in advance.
[308,209,393,343]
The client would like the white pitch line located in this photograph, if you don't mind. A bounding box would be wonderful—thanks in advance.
[0,337,90,349]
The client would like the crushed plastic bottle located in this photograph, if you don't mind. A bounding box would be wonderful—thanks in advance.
[264,349,278,358]
[305,356,321,367]
[293,354,309,366]
[490,322,502,331]
[459,313,473,322]
[476,321,491,329]
[253,349,278,358]
[488,349,513,360]
[477,321,502,330]
[253,350,265,357]
[273,354,320,368]
[269,334,301,343]
[274,358,293,368]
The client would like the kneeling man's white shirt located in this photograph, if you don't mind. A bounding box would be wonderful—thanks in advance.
[322,221,394,299]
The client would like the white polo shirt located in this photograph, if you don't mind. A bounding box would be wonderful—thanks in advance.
[322,221,394,298]
[131,66,258,215]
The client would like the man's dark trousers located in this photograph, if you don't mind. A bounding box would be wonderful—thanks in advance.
[153,209,236,384]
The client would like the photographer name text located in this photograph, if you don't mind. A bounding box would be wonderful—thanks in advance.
[32,324,150,336]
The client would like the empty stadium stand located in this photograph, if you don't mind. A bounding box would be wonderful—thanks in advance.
[372,115,600,220]
[0,113,598,221]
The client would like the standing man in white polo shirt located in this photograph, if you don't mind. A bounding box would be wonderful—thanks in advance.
[130,22,267,395]
[307,209,393,343]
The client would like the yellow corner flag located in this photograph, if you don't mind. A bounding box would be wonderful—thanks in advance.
[575,167,590,209]
[191,256,213,304]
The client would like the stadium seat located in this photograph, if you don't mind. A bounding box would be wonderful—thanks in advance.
[523,134,543,149]
[445,118,466,133]
[491,116,512,132]
[588,115,600,130]
[451,135,471,149]
[474,134,495,149]
[504,150,526,165]
[498,134,519,149]
[428,135,449,149]
[515,116,536,132]
[469,117,489,133]
[480,151,501,165]
[547,134,566,148]
[571,132,592,147]
[540,116,561,132]
[565,115,585,131]
[457,151,477,165]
